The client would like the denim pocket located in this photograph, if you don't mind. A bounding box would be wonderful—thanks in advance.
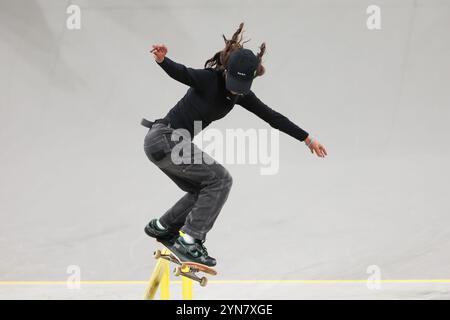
[144,135,172,162]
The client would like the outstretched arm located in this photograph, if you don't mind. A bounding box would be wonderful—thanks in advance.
[237,91,327,157]
[150,43,213,90]
[237,90,309,141]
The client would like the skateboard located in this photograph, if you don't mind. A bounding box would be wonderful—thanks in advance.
[154,239,217,287]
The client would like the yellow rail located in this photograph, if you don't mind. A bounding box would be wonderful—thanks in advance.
[143,249,193,300]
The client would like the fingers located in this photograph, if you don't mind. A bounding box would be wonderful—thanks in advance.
[152,44,167,51]
[151,46,160,54]
[313,145,326,158]
[150,44,167,63]
[150,44,167,54]
[315,147,323,158]
[308,140,328,158]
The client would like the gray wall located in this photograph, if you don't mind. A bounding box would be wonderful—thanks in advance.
[0,0,449,297]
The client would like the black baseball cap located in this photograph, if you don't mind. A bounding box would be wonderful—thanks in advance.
[225,49,259,95]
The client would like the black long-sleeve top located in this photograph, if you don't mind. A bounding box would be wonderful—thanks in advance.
[157,57,309,141]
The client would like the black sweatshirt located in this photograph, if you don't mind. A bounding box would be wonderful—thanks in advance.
[157,57,309,141]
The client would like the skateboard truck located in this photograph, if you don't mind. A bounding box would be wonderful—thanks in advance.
[153,249,215,287]
[174,265,208,287]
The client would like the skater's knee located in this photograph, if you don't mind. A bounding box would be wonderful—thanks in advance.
[223,170,233,188]
[217,167,233,190]
[202,165,233,191]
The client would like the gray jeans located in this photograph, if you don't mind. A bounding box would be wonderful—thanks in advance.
[143,123,233,240]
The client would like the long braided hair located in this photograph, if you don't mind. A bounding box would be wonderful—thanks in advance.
[204,22,266,78]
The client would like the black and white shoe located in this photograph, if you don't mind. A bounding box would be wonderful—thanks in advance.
[171,236,217,267]
[144,219,178,241]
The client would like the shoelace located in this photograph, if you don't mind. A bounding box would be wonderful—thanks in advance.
[196,240,209,257]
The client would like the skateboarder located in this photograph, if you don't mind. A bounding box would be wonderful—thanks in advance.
[143,23,327,267]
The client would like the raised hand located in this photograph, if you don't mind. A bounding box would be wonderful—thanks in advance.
[150,44,168,63]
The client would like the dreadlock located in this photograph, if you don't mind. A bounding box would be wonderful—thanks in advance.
[204,22,266,78]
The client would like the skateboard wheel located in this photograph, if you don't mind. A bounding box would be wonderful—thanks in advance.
[154,250,162,259]
[174,267,181,276]
[200,277,208,287]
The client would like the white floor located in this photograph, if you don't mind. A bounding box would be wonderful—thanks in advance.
[1,282,450,300]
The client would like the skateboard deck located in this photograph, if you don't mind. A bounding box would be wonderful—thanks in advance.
[154,239,217,287]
